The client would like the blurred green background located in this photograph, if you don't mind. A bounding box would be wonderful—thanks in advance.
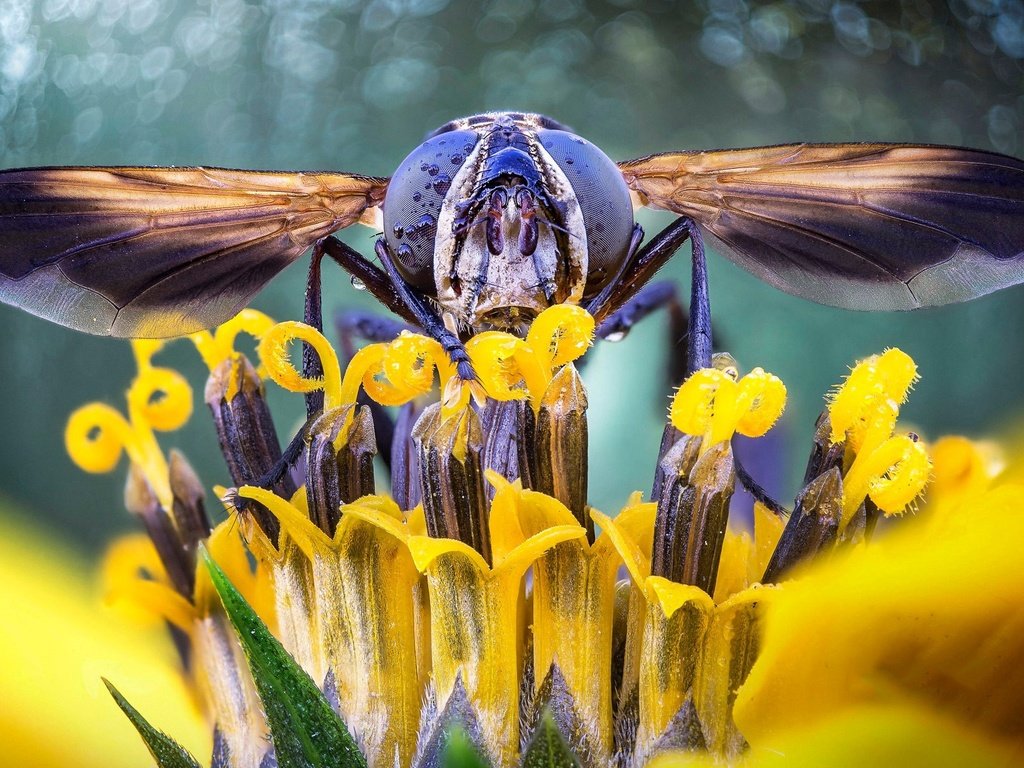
[1,0,1022,553]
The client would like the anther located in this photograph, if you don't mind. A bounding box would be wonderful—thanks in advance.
[205,354,292,542]
[413,404,492,564]
[306,404,377,536]
[761,467,843,583]
[518,366,591,540]
[651,436,736,593]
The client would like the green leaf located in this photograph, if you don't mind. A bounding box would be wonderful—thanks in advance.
[203,547,366,768]
[104,679,202,768]
[441,726,491,768]
[520,710,581,768]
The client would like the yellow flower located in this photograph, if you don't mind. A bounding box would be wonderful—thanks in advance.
[0,510,208,767]
[48,305,1024,768]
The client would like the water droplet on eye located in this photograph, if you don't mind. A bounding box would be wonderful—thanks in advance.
[604,330,627,343]
[426,164,440,176]
[392,223,405,239]
[432,173,451,195]
[420,162,429,171]
[412,191,422,202]
[350,276,366,291]
[449,153,464,165]
[564,157,574,165]
[406,213,438,242]
[464,142,475,154]
[397,243,414,263]
[574,138,585,145]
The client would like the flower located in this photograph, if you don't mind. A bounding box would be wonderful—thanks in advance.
[50,304,1024,767]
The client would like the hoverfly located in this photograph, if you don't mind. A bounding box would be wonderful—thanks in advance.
[1,111,1023,381]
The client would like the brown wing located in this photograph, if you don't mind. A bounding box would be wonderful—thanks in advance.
[619,144,1024,310]
[0,166,387,336]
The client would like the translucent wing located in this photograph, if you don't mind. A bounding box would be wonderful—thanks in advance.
[0,166,387,336]
[619,144,1024,310]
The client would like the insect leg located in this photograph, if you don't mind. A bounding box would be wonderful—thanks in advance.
[318,236,420,327]
[373,238,477,382]
[303,242,327,419]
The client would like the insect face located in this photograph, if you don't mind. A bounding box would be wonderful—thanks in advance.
[382,113,635,334]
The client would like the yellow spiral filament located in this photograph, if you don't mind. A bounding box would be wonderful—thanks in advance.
[65,340,193,510]
[190,309,276,372]
[257,305,595,420]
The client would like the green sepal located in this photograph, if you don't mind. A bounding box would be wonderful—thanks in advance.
[104,679,202,768]
[441,726,491,768]
[202,547,367,768]
[520,710,581,768]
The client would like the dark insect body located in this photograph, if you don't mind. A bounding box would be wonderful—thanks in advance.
[1,111,1023,371]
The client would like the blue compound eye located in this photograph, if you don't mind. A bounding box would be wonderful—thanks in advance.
[537,128,635,295]
[383,128,479,291]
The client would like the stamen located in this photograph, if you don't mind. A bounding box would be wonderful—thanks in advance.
[842,433,931,524]
[669,367,786,453]
[65,340,194,512]
[259,321,343,409]
[190,309,276,373]
[828,347,918,451]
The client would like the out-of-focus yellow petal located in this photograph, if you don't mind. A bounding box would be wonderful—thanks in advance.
[735,485,1024,753]
[0,511,209,768]
[649,703,1019,767]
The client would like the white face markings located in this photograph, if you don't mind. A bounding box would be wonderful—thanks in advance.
[430,113,589,332]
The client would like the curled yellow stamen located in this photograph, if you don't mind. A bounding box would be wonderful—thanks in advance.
[381,332,458,407]
[829,348,918,450]
[842,433,931,521]
[670,367,786,451]
[190,309,276,372]
[467,305,595,408]
[66,340,193,509]
[65,401,172,509]
[466,332,548,403]
[259,321,344,409]
[524,304,595,369]
[127,366,193,433]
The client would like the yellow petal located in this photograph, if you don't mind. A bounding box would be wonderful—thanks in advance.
[735,485,1024,753]
[0,511,209,768]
